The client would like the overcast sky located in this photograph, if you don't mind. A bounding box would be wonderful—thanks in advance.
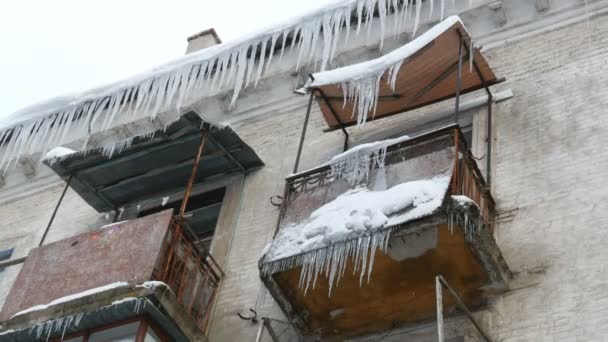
[0,0,335,116]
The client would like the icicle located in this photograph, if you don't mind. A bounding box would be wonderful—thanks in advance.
[1,0,445,173]
[413,0,422,37]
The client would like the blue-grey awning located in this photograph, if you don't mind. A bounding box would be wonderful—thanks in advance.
[46,111,263,212]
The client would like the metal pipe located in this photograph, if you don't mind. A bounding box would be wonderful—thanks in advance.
[436,276,444,342]
[486,94,493,188]
[179,129,208,217]
[454,36,464,124]
[456,29,494,189]
[437,275,493,342]
[293,92,314,174]
[255,321,265,342]
[39,175,73,247]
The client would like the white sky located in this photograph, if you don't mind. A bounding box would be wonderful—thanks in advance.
[0,0,335,116]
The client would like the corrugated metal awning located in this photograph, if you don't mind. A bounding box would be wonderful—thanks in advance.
[45,111,263,212]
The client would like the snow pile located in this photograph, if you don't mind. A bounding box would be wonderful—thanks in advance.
[261,175,451,294]
[41,146,76,164]
[308,16,470,126]
[329,134,410,184]
[451,194,476,207]
[0,0,463,172]
[12,281,129,318]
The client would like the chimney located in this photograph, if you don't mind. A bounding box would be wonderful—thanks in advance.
[186,28,222,54]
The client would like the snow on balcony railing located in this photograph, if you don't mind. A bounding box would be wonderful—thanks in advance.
[259,125,497,295]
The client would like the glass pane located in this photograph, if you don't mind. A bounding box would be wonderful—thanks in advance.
[88,322,139,342]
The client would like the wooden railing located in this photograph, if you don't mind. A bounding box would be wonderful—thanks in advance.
[153,218,223,334]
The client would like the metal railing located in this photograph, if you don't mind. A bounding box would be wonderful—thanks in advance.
[450,128,496,230]
[154,218,223,334]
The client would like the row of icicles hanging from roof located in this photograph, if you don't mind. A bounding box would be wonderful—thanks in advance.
[0,0,470,173]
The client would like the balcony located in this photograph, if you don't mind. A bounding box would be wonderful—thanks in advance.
[259,126,510,338]
[0,210,222,340]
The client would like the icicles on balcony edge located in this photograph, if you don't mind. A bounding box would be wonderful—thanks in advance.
[25,297,148,341]
[261,228,392,297]
[447,195,486,241]
[0,0,455,173]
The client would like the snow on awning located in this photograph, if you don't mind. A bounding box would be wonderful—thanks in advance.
[44,111,263,212]
[307,16,503,130]
[0,0,455,172]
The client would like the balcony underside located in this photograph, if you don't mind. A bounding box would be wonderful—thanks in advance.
[264,210,509,338]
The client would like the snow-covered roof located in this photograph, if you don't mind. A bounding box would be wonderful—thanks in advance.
[0,0,457,172]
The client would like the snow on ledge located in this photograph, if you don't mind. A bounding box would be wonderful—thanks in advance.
[261,175,451,294]
[11,281,129,318]
[264,176,450,263]
[41,147,76,162]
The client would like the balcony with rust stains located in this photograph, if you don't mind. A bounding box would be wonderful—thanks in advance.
[0,210,222,341]
[259,126,511,339]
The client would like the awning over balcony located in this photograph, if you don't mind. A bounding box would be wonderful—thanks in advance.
[44,111,263,212]
[307,16,503,130]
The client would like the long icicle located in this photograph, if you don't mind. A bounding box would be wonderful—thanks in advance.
[0,0,452,173]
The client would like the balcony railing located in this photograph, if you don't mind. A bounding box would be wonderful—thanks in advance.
[153,217,223,334]
[261,125,509,338]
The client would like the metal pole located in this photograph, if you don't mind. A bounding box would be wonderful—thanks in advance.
[456,31,494,189]
[293,92,314,174]
[255,321,265,342]
[179,129,208,217]
[437,275,493,342]
[454,36,464,124]
[39,175,73,246]
[486,94,493,188]
[263,318,280,342]
[436,276,445,342]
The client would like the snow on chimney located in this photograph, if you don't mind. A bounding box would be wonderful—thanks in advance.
[186,28,222,54]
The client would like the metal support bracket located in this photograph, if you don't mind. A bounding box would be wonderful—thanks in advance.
[436,275,493,342]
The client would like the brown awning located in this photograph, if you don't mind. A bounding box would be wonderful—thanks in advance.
[310,18,503,130]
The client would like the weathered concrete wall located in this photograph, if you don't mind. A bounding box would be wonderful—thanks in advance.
[208,10,608,342]
[0,1,607,341]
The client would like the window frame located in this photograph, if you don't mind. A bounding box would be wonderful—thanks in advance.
[49,316,170,342]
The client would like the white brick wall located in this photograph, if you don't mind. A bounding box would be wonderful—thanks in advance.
[1,6,608,342]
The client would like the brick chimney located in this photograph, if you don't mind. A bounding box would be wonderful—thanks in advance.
[185,28,222,54]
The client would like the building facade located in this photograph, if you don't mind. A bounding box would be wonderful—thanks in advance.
[0,0,607,341]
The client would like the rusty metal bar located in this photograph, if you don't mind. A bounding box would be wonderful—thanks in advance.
[452,129,460,193]
[293,92,314,174]
[457,29,494,189]
[316,88,350,151]
[39,175,73,246]
[179,129,208,217]
[454,35,464,124]
[263,318,280,342]
[437,275,493,342]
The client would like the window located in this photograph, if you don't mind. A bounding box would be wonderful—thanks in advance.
[51,318,168,342]
[138,187,226,252]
